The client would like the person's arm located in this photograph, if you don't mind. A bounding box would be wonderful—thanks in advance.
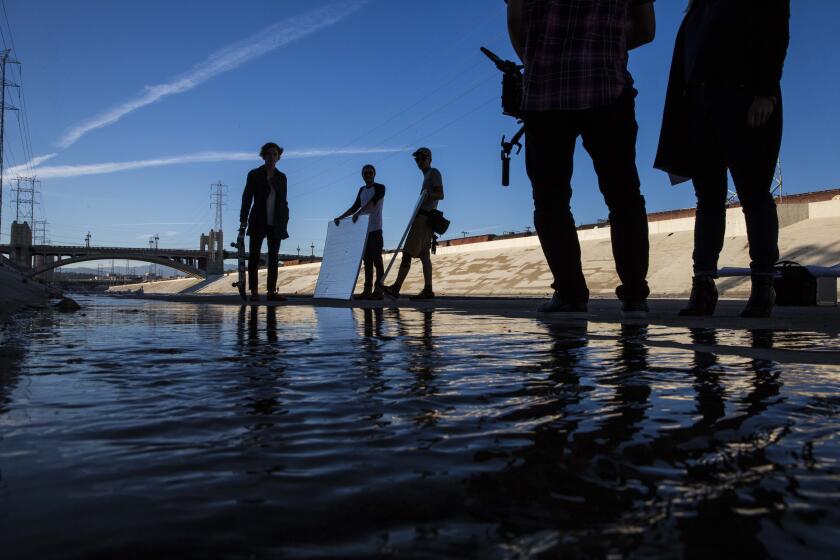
[356,184,385,217]
[239,172,254,228]
[424,170,444,201]
[507,0,525,61]
[748,0,790,128]
[628,1,656,50]
[334,190,362,226]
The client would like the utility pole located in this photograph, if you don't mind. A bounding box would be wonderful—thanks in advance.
[85,231,91,248]
[210,181,227,232]
[310,242,315,258]
[0,49,20,242]
[296,245,301,258]
[773,158,783,202]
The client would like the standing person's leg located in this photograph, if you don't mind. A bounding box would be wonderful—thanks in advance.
[717,90,782,316]
[370,230,385,292]
[361,233,375,295]
[524,111,588,308]
[580,88,649,307]
[248,233,265,296]
[678,86,728,316]
[420,249,433,291]
[266,235,282,298]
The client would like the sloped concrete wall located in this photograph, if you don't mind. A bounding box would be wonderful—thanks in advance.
[110,199,840,299]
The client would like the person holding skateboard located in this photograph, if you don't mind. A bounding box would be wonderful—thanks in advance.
[382,147,444,301]
[333,164,386,300]
[239,142,289,303]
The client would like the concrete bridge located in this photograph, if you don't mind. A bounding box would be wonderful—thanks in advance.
[0,222,299,279]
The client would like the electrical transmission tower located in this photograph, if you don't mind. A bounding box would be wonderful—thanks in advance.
[11,176,38,225]
[33,219,48,245]
[727,157,783,205]
[772,158,783,202]
[0,49,20,241]
[210,181,227,232]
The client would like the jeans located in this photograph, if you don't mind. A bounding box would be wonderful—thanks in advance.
[687,84,781,276]
[525,88,650,303]
[363,230,384,291]
[248,233,281,293]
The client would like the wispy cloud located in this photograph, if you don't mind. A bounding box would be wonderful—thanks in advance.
[115,222,202,227]
[58,1,367,148]
[7,147,408,179]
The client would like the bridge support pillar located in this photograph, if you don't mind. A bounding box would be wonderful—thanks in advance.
[9,221,32,269]
[203,229,224,275]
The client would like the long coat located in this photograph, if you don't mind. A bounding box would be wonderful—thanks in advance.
[239,166,289,239]
[654,0,790,179]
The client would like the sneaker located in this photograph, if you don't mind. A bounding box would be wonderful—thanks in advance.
[409,288,435,300]
[368,290,384,300]
[267,292,287,302]
[355,290,372,300]
[537,292,588,315]
[621,299,649,318]
[249,293,260,303]
[381,284,400,299]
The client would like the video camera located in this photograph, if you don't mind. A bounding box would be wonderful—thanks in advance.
[481,46,525,187]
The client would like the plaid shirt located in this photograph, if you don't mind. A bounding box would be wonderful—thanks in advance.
[521,0,654,111]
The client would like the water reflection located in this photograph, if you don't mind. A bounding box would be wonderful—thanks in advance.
[0,299,837,559]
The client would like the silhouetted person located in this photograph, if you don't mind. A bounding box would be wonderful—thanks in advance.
[382,147,444,301]
[334,164,386,300]
[655,0,790,318]
[507,0,656,317]
[239,142,289,303]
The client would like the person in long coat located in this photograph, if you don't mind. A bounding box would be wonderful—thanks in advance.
[655,0,790,318]
[239,142,289,302]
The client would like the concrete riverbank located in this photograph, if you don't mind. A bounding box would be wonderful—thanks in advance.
[0,258,60,323]
[110,195,840,300]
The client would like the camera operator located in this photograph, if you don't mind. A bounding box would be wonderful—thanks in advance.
[507,0,655,316]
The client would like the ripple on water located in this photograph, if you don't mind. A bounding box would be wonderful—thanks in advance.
[0,296,838,558]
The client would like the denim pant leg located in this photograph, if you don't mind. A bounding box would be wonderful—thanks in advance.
[525,111,589,303]
[722,111,781,274]
[266,235,281,292]
[248,233,265,292]
[691,167,729,277]
[580,89,650,301]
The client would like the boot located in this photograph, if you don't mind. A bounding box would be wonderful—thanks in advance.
[741,275,775,318]
[678,276,718,316]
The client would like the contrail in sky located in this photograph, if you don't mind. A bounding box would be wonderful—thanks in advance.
[57,1,367,148]
[8,147,408,179]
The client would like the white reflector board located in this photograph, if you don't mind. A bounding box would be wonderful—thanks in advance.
[314,215,369,300]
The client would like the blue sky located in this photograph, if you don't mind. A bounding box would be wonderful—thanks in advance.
[1,0,837,262]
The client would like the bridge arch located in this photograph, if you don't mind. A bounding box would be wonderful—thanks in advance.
[27,254,206,279]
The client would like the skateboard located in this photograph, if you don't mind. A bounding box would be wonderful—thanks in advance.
[231,225,247,301]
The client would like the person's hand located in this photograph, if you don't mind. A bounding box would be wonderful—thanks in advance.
[333,218,340,226]
[352,213,359,223]
[748,96,776,128]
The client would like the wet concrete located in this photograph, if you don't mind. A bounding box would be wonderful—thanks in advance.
[111,293,840,365]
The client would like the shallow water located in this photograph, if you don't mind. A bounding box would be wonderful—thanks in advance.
[1,296,838,559]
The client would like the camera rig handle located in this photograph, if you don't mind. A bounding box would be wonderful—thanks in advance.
[501,125,525,187]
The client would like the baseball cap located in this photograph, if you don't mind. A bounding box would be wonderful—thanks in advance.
[412,147,432,159]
